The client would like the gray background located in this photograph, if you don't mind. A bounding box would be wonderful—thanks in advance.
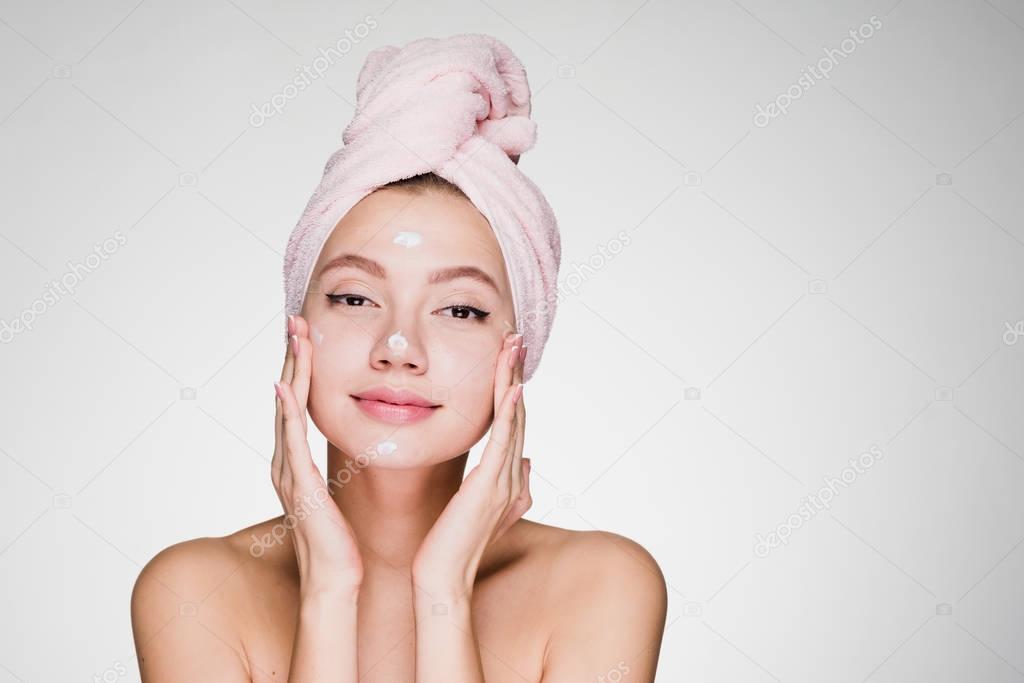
[2,0,1023,681]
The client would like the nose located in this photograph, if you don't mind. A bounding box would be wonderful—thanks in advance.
[370,325,428,375]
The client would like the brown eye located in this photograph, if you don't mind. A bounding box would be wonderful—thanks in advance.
[326,294,376,307]
[438,304,490,322]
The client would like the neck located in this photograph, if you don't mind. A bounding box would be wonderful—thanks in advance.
[326,443,469,575]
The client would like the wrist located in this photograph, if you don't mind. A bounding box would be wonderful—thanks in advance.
[411,581,473,613]
[300,581,361,608]
[411,565,474,601]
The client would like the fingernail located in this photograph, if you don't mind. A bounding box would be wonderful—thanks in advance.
[273,380,283,399]
[287,314,294,335]
[508,346,519,368]
[519,345,528,364]
[291,334,299,355]
[512,383,523,404]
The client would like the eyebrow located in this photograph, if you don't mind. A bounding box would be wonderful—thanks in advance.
[318,253,500,293]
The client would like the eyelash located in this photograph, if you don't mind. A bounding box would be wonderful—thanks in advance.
[325,294,491,322]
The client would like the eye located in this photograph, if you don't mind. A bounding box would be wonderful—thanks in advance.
[326,293,378,308]
[438,304,491,322]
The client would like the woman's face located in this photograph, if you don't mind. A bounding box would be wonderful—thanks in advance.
[300,187,516,469]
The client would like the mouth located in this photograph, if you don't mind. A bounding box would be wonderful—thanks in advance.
[350,387,441,425]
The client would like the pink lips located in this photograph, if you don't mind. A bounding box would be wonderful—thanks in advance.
[351,386,440,425]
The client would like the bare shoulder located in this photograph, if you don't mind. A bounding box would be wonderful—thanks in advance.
[548,524,667,602]
[516,519,667,597]
[132,519,279,604]
[130,517,291,679]
[514,521,669,682]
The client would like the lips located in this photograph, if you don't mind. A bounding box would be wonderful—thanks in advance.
[351,386,440,425]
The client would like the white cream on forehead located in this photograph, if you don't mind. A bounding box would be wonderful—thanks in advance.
[387,330,408,353]
[392,231,423,248]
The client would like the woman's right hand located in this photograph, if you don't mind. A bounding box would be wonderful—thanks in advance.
[273,314,364,599]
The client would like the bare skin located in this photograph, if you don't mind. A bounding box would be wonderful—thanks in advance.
[130,187,668,682]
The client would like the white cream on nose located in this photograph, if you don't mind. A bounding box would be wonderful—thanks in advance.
[387,330,408,354]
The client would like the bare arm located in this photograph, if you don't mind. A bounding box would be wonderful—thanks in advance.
[273,314,364,682]
[410,334,529,682]
[287,587,360,681]
[540,532,668,683]
[130,540,253,682]
[411,585,485,682]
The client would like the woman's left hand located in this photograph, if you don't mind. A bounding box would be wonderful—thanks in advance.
[411,331,532,601]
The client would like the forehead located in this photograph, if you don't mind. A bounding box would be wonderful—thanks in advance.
[311,187,512,294]
[317,188,508,276]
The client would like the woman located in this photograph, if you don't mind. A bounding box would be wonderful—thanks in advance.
[130,34,667,682]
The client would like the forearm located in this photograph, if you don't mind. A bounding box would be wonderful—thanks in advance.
[288,588,360,682]
[413,587,485,683]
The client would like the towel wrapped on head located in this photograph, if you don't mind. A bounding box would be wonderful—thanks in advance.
[283,32,561,382]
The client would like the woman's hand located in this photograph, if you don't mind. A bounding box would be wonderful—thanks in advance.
[273,314,364,599]
[410,331,532,600]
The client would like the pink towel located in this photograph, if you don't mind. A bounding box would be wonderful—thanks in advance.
[283,33,561,382]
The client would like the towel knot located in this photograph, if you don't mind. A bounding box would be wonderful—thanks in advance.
[340,34,537,169]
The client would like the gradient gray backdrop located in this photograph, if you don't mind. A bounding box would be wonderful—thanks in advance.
[1,0,1023,681]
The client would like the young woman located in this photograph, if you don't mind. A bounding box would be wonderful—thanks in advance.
[130,36,668,683]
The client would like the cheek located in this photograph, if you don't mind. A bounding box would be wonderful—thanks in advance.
[435,346,499,429]
[306,320,366,430]
[426,332,498,399]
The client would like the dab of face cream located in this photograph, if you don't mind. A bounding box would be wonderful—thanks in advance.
[375,440,398,456]
[392,231,423,248]
[387,330,408,353]
[311,324,324,346]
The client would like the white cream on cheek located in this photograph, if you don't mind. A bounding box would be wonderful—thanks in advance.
[311,324,324,346]
[387,330,408,354]
[392,231,423,248]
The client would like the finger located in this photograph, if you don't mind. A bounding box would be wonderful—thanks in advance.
[286,336,310,439]
[281,319,296,385]
[495,458,532,538]
[508,393,525,495]
[491,341,520,455]
[291,315,312,415]
[493,334,521,410]
[276,379,317,484]
[502,344,525,487]
[481,376,522,478]
[512,348,528,475]
[275,383,295,501]
[272,389,284,486]
[273,317,296,491]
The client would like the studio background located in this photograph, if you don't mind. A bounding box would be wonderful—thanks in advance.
[2,0,1024,681]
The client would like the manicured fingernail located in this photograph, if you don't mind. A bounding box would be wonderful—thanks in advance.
[508,346,520,368]
[512,383,523,404]
[519,345,528,363]
[273,380,283,398]
[287,314,295,335]
[291,334,299,355]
